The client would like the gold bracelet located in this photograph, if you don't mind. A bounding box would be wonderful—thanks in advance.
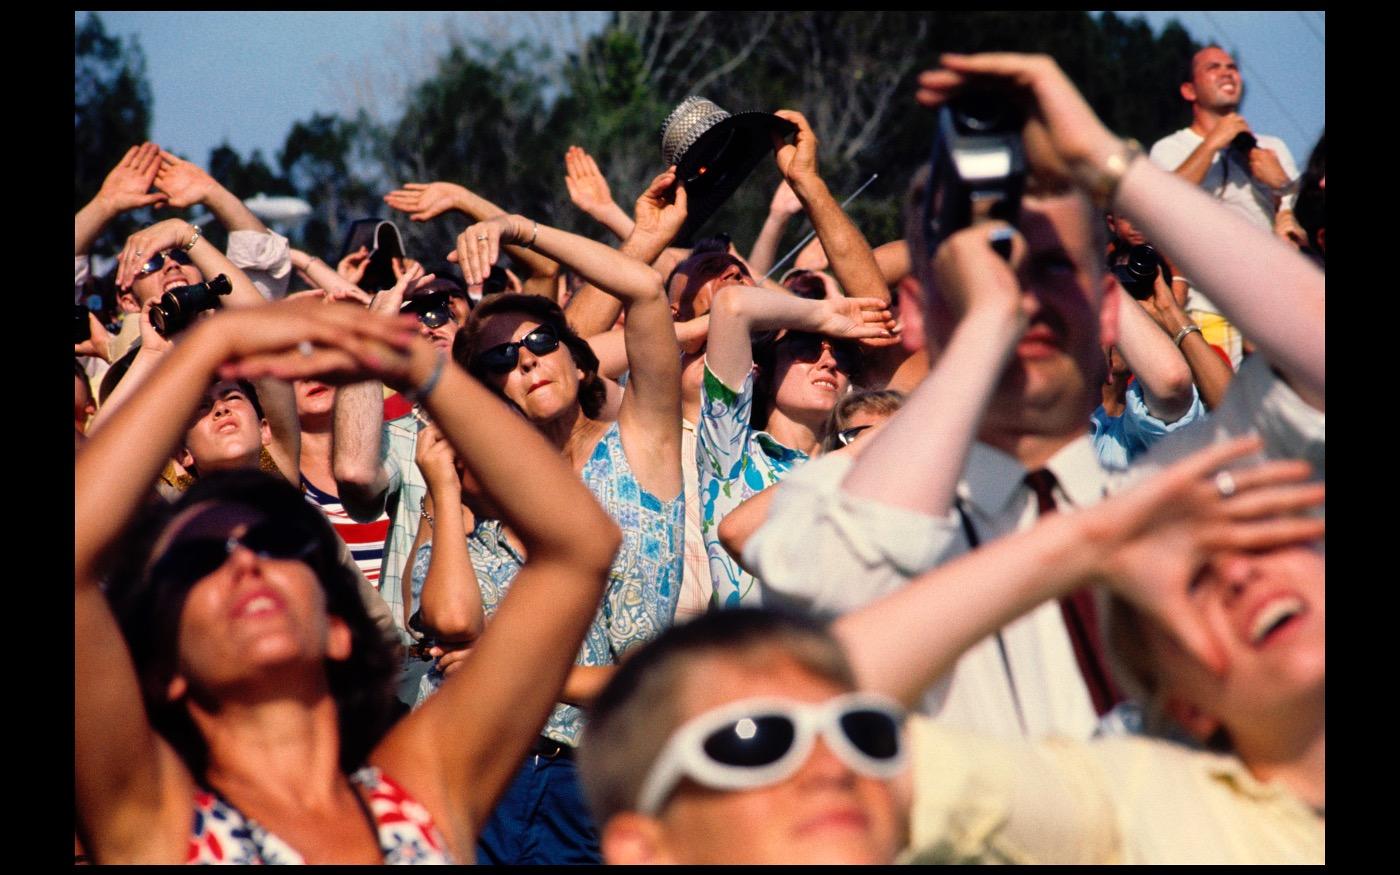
[183,223,203,252]
[1077,138,1143,211]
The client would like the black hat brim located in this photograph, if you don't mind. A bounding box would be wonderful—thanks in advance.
[673,112,797,246]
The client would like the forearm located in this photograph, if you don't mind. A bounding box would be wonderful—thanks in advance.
[1115,158,1324,407]
[590,202,637,242]
[185,234,265,309]
[453,190,561,280]
[291,249,362,296]
[871,240,912,287]
[747,212,795,278]
[1114,289,1193,422]
[75,322,228,580]
[75,198,118,257]
[252,377,300,483]
[836,509,1101,707]
[791,176,890,302]
[717,483,780,568]
[331,381,390,518]
[1151,301,1234,410]
[418,495,486,642]
[842,307,1021,513]
[1168,141,1218,187]
[201,183,267,234]
[558,665,617,708]
[706,284,823,387]
[86,347,163,433]
[586,327,630,381]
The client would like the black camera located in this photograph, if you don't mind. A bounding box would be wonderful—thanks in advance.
[75,304,91,344]
[1110,243,1170,301]
[922,89,1027,259]
[150,274,233,337]
[1228,131,1258,158]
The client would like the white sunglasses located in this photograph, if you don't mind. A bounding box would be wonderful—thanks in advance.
[635,692,907,816]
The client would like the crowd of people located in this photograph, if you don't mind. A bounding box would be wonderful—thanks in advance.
[74,47,1324,864]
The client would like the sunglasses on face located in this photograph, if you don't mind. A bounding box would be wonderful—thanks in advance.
[145,518,320,593]
[473,324,561,374]
[635,693,907,816]
[837,424,874,446]
[135,249,194,279]
[779,333,861,375]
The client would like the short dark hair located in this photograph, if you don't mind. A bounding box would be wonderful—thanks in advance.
[1183,43,1225,86]
[578,608,856,826]
[665,248,751,318]
[455,293,607,419]
[102,469,399,779]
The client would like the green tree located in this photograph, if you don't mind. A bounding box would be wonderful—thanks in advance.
[279,112,382,259]
[74,12,154,250]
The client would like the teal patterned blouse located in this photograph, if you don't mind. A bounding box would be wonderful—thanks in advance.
[412,420,683,748]
[696,362,808,609]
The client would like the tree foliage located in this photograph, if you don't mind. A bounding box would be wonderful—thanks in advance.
[78,11,1203,270]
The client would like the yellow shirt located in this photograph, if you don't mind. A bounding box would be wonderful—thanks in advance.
[904,716,1323,864]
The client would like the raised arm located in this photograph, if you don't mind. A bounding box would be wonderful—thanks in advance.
[839,224,1025,513]
[773,110,890,304]
[383,179,560,290]
[75,142,164,256]
[836,437,1324,707]
[563,168,688,338]
[1112,286,1194,423]
[112,218,264,310]
[564,145,636,241]
[154,150,268,234]
[919,53,1324,411]
[747,180,804,278]
[413,425,486,644]
[706,283,894,390]
[1139,272,1233,410]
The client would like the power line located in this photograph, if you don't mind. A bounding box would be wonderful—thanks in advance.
[1296,11,1325,46]
[1200,11,1315,145]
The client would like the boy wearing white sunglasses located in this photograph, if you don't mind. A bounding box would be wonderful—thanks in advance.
[577,610,907,865]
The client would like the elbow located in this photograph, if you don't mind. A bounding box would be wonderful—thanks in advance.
[420,599,483,643]
[711,284,748,324]
[717,514,746,562]
[578,517,623,577]
[1160,362,1194,405]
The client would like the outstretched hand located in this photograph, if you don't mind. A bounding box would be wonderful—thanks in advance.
[631,166,688,246]
[814,296,896,340]
[451,215,521,286]
[153,151,219,210]
[564,146,617,217]
[1088,436,1325,674]
[96,142,165,213]
[370,259,437,316]
[385,181,470,223]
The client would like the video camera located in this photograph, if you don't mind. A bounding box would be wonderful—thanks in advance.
[150,274,233,337]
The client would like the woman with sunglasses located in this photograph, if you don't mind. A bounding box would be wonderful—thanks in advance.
[436,183,684,863]
[74,297,621,863]
[699,282,895,608]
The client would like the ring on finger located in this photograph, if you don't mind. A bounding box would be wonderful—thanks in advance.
[476,234,489,241]
[297,340,315,358]
[1214,470,1237,499]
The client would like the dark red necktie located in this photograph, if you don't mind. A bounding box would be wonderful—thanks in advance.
[1024,469,1123,717]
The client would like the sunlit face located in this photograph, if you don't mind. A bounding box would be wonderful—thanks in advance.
[183,381,269,473]
[770,336,854,425]
[122,250,204,312]
[643,653,900,865]
[672,260,752,322]
[161,509,348,698]
[1148,546,1325,742]
[1185,47,1243,113]
[474,313,583,423]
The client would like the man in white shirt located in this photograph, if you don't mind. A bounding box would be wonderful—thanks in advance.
[1148,46,1298,365]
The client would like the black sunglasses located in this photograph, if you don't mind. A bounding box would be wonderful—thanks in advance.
[135,249,194,279]
[473,324,561,374]
[146,519,320,592]
[778,333,861,375]
[837,424,874,446]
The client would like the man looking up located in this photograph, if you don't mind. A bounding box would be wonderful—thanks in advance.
[1149,45,1298,366]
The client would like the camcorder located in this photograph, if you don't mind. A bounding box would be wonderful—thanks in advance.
[922,89,1027,260]
[150,274,233,337]
[1229,130,1258,159]
[1109,243,1173,301]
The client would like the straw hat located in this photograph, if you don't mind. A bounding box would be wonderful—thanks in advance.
[658,96,796,244]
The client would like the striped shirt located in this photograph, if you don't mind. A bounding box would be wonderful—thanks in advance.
[302,475,391,584]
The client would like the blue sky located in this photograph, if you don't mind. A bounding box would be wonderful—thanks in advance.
[81,11,1324,173]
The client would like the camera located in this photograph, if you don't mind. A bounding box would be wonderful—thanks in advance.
[922,89,1027,259]
[1110,243,1172,301]
[150,274,233,337]
[1228,131,1258,158]
[75,304,91,344]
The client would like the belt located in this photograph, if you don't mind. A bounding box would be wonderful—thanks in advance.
[530,735,575,760]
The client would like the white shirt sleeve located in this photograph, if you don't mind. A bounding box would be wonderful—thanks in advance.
[746,453,961,616]
[226,229,292,300]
